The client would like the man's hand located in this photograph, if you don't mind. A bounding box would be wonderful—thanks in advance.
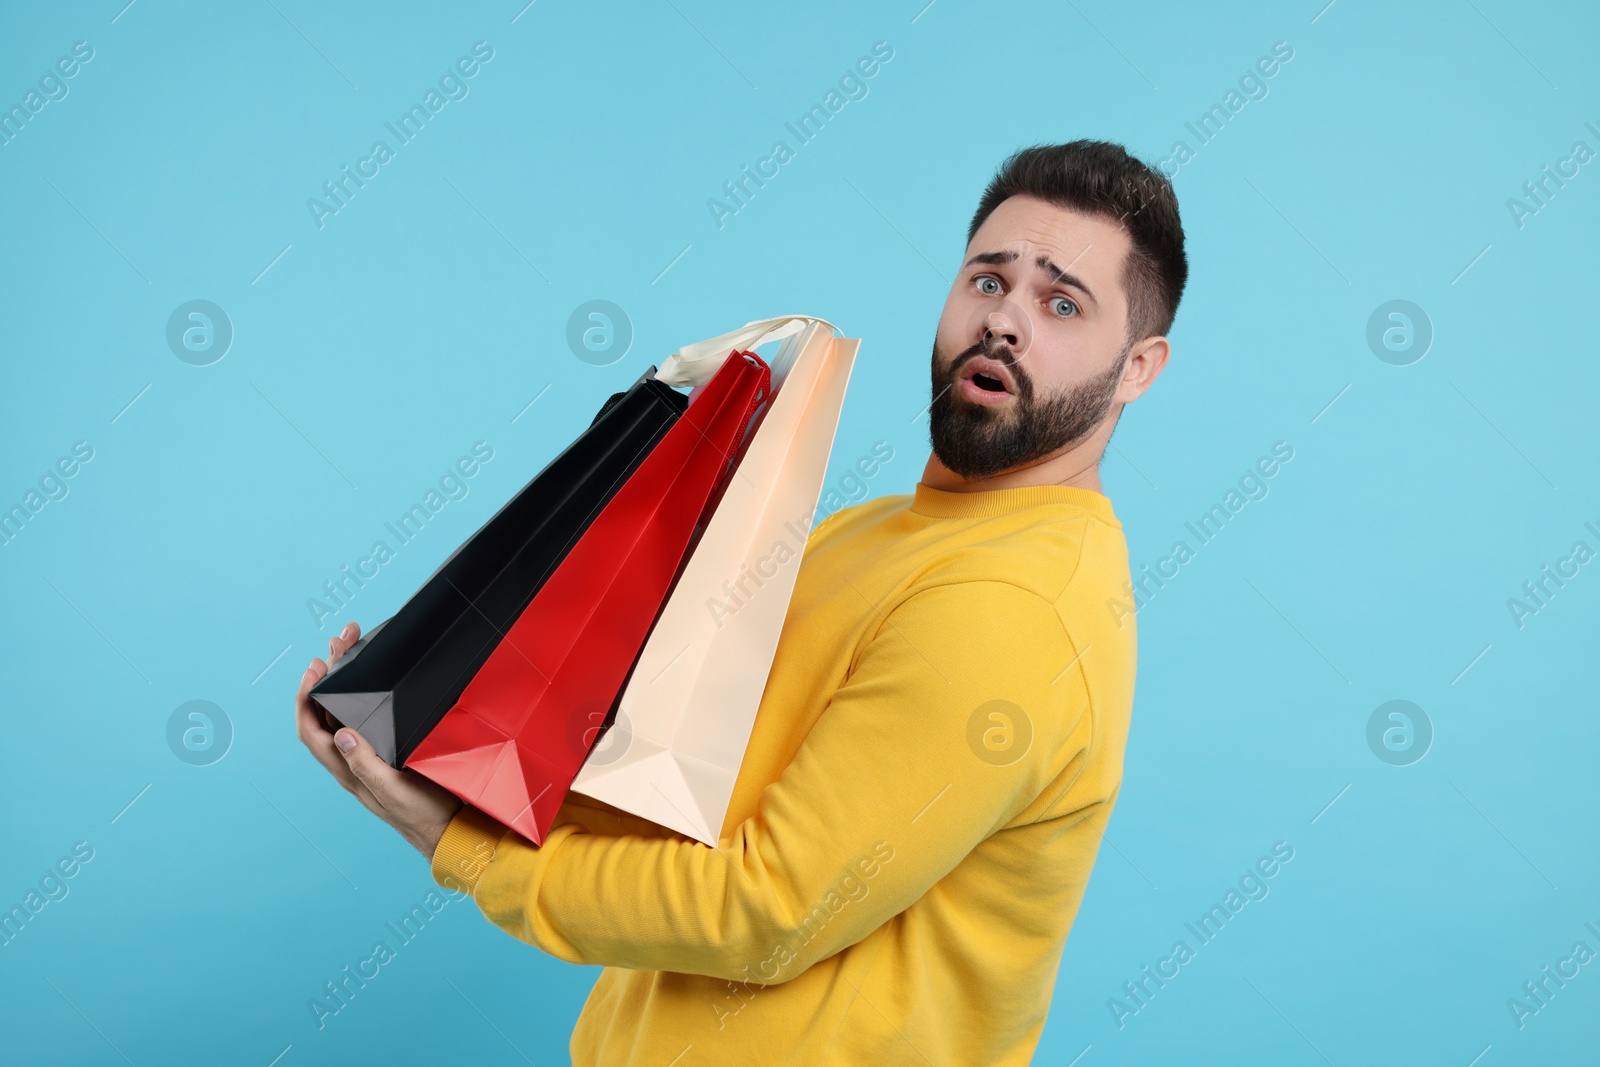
[295,621,464,859]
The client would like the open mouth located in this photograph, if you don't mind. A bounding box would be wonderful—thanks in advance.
[955,352,1017,403]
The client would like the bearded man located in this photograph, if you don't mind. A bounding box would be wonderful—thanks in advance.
[298,139,1188,1066]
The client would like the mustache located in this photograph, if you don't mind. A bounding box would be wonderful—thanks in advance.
[946,339,1032,395]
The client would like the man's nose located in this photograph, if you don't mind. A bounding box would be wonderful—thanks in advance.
[980,309,1029,361]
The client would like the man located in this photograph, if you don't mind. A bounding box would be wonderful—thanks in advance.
[297,139,1186,1065]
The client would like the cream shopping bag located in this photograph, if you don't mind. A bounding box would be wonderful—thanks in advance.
[570,316,859,844]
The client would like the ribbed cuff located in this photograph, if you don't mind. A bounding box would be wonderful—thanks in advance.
[430,805,507,896]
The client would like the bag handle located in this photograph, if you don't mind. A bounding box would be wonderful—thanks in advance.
[657,315,840,388]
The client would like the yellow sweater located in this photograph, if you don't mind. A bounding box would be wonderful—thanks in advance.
[431,481,1137,1066]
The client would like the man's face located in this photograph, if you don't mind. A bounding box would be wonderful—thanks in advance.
[929,194,1139,481]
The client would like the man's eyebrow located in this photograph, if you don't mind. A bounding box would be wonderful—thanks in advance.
[963,250,1018,268]
[961,249,1098,309]
[1035,254,1098,308]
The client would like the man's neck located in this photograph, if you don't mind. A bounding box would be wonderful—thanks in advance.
[921,454,1107,495]
[919,442,1105,495]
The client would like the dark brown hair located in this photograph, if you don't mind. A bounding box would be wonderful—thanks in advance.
[967,141,1188,345]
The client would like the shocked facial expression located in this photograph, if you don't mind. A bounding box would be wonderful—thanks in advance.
[929,194,1141,481]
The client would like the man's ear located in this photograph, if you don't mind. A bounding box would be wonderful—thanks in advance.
[1114,335,1170,405]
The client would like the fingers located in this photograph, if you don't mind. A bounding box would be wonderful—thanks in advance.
[332,728,415,828]
[334,727,463,855]
[290,620,461,856]
[295,661,326,734]
[296,658,340,734]
[333,727,395,801]
[306,725,386,815]
[295,654,324,704]
[295,623,364,797]
[326,621,361,667]
[297,691,364,796]
[296,620,360,739]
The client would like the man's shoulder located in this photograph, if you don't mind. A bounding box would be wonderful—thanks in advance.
[806,487,1132,627]
[805,491,913,546]
[914,501,1128,608]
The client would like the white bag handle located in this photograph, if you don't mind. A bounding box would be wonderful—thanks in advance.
[657,315,840,388]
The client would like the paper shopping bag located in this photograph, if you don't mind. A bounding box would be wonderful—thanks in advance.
[309,369,687,767]
[572,318,858,844]
[404,349,774,844]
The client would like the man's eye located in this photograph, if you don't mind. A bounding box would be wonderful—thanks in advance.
[1051,297,1079,318]
[975,276,1002,296]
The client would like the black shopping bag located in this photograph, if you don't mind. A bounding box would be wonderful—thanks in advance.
[310,368,689,766]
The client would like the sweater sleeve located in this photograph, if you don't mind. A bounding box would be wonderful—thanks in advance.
[430,579,1096,983]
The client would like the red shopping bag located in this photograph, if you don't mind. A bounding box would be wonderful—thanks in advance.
[404,350,773,844]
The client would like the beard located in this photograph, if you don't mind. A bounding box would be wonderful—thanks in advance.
[928,336,1126,481]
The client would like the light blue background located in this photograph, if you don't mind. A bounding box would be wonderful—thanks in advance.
[2,1,1597,1063]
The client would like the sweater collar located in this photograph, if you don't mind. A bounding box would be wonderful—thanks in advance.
[909,481,1119,525]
